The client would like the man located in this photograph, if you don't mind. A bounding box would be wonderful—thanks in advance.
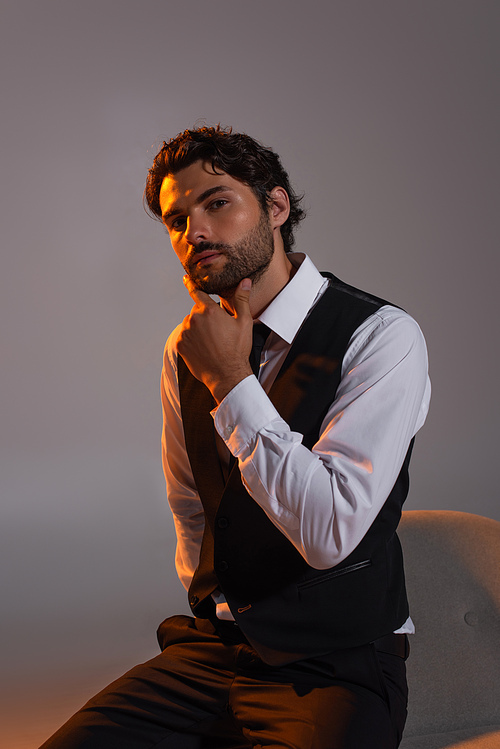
[41,126,430,748]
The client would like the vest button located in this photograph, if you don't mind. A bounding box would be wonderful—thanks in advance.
[218,560,229,572]
[190,595,199,606]
[217,517,229,529]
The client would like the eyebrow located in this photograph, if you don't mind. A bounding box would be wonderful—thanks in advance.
[162,185,234,223]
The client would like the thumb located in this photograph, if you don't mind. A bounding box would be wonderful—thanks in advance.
[233,278,252,320]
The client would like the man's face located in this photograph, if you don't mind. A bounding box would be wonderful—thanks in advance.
[159,160,275,295]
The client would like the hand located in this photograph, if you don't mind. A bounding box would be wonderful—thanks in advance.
[177,276,254,403]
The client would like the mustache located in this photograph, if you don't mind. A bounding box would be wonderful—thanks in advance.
[193,241,229,254]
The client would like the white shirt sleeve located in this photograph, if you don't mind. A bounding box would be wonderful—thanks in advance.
[212,306,431,570]
[161,327,205,591]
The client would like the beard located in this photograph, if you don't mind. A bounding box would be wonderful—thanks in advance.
[183,210,275,296]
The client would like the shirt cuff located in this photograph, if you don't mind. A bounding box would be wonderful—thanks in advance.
[212,375,282,456]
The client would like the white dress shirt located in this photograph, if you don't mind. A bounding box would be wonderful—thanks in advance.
[161,253,431,633]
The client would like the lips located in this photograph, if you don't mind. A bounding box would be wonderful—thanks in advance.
[197,252,220,264]
[191,249,224,267]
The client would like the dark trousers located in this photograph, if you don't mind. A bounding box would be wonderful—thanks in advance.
[39,615,408,748]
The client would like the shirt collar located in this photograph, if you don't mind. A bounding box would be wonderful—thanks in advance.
[257,253,327,344]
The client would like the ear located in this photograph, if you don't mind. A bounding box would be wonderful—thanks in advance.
[268,186,290,229]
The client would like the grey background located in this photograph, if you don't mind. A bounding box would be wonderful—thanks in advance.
[1,1,498,746]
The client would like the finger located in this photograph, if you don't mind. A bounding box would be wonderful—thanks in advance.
[232,278,252,320]
[183,275,215,307]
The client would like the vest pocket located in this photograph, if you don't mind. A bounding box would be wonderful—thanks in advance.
[297,559,372,590]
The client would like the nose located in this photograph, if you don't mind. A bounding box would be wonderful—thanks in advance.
[185,213,209,247]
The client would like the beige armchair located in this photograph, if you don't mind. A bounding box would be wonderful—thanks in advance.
[399,511,500,748]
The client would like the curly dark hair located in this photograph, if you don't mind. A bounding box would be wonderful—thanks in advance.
[144,125,305,252]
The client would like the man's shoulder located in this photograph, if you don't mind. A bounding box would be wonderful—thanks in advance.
[322,273,403,312]
[163,322,183,372]
[346,303,428,371]
[317,276,427,365]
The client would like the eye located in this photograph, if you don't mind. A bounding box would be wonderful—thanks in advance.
[209,199,228,211]
[170,216,186,231]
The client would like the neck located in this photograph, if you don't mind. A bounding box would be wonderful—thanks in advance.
[221,248,295,318]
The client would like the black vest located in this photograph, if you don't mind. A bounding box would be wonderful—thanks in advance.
[177,275,412,665]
